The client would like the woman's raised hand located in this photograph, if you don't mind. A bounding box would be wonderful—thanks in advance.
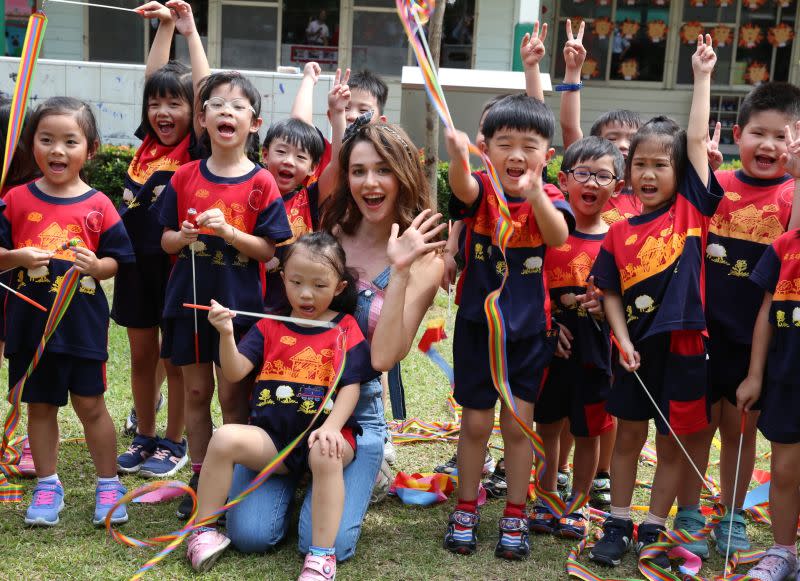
[387,209,447,272]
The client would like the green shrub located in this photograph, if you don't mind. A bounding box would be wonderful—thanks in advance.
[85,144,135,206]
[719,158,742,171]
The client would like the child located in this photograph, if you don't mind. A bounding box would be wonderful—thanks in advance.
[738,215,800,580]
[153,71,292,519]
[677,82,800,558]
[0,97,134,526]
[531,136,621,539]
[114,0,209,479]
[444,93,573,560]
[587,36,720,570]
[186,232,378,579]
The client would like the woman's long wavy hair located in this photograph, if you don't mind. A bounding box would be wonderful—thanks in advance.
[321,123,431,235]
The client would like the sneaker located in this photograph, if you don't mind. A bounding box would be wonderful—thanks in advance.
[383,438,397,466]
[673,508,709,559]
[557,469,572,500]
[24,481,65,526]
[712,511,751,555]
[636,523,670,572]
[589,516,634,566]
[93,481,128,526]
[177,472,200,520]
[443,509,480,555]
[186,529,231,573]
[123,393,164,437]
[434,451,495,476]
[298,553,336,580]
[483,458,507,498]
[370,459,392,505]
[116,433,158,474]
[556,507,588,540]
[528,502,557,534]
[494,516,530,560]
[746,546,798,581]
[590,474,611,509]
[139,438,188,478]
[18,440,36,476]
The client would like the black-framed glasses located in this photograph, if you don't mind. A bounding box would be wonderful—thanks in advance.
[565,167,618,186]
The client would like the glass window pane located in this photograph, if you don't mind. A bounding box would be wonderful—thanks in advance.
[281,2,340,71]
[682,0,737,24]
[441,0,475,69]
[560,0,612,20]
[354,0,395,7]
[221,5,278,71]
[89,0,144,63]
[734,8,776,85]
[609,4,668,81]
[351,11,408,76]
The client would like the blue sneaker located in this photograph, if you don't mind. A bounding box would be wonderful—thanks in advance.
[139,437,188,478]
[673,508,709,559]
[712,511,751,555]
[117,434,158,474]
[93,481,128,526]
[25,481,65,526]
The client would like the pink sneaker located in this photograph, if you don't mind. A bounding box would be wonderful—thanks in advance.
[186,529,230,572]
[18,440,36,477]
[297,554,336,580]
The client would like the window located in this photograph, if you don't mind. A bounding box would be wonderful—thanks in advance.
[441,0,475,69]
[89,0,144,63]
[554,0,669,83]
[281,2,340,71]
[219,3,278,70]
[4,0,34,57]
[351,0,409,75]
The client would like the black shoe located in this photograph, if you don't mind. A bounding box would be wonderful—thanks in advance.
[443,509,479,555]
[483,459,507,499]
[177,472,200,520]
[494,517,530,560]
[589,517,634,566]
[636,523,671,571]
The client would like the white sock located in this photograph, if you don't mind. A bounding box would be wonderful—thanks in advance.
[38,473,58,484]
[97,476,120,484]
[610,505,631,520]
[644,512,667,527]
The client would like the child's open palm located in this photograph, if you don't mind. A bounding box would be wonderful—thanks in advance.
[519,160,546,201]
[563,20,586,73]
[387,209,447,272]
[328,68,351,115]
[692,34,716,76]
[779,120,800,178]
[520,22,548,69]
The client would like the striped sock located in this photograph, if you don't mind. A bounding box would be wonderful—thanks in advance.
[452,498,478,543]
[501,502,527,546]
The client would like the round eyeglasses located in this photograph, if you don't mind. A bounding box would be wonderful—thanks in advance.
[565,167,618,187]
[202,96,256,115]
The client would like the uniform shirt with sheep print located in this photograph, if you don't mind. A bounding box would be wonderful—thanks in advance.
[601,188,642,225]
[450,171,575,339]
[750,230,800,378]
[154,159,291,326]
[237,312,379,433]
[0,183,134,360]
[590,163,723,343]
[705,169,794,344]
[545,230,611,373]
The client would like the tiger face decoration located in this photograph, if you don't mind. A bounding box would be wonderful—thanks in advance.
[647,20,668,43]
[712,25,733,47]
[582,57,601,79]
[592,17,613,39]
[745,61,770,84]
[620,19,640,39]
[739,23,764,48]
[619,58,640,80]
[680,22,705,44]
[768,23,793,48]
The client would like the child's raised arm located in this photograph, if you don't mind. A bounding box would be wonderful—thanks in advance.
[522,162,569,247]
[560,20,586,150]
[137,1,175,78]
[208,300,256,382]
[687,34,717,185]
[519,21,548,102]
[781,121,800,230]
[167,0,210,137]
[445,128,479,205]
[291,62,322,125]
[317,69,351,204]
[736,292,773,411]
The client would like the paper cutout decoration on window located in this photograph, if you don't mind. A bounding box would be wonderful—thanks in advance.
[745,61,769,84]
[624,0,636,5]
[711,24,733,47]
[744,0,766,8]
[775,0,792,7]
[680,22,705,44]
[738,23,764,48]
[689,0,707,6]
[715,0,732,6]
[619,58,640,80]
[620,19,640,39]
[592,17,614,39]
[647,20,668,43]
[652,0,668,5]
[582,57,601,79]
[768,23,793,47]
[597,0,611,6]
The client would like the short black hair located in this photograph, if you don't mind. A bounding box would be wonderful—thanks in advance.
[198,71,262,164]
[737,82,800,127]
[590,109,642,137]
[349,70,389,114]
[478,93,513,132]
[562,136,625,178]
[140,61,193,141]
[263,118,325,165]
[626,115,686,186]
[481,94,555,143]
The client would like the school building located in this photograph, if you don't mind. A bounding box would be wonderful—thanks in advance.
[1,0,798,154]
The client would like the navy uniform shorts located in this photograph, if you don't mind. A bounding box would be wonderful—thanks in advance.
[758,377,800,444]
[707,321,755,408]
[534,357,613,437]
[9,350,106,407]
[111,253,172,329]
[160,316,248,367]
[452,316,557,410]
[607,330,710,436]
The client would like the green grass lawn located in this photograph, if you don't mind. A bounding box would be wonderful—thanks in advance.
[0,287,775,580]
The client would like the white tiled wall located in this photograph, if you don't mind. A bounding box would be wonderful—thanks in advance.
[0,57,336,146]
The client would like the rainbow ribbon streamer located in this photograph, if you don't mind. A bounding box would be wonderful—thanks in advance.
[107,330,349,580]
[0,267,79,501]
[0,12,47,192]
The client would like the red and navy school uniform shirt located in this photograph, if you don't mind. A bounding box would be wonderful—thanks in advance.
[450,171,575,339]
[750,229,800,379]
[118,126,200,254]
[590,163,723,343]
[0,183,134,360]
[263,182,320,313]
[545,230,611,373]
[154,160,292,328]
[236,312,379,436]
[307,132,332,186]
[601,187,641,225]
[705,170,794,344]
